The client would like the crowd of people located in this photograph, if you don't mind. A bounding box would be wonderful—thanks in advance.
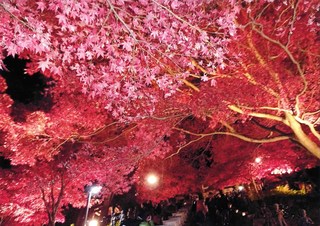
[189,191,316,226]
[103,197,186,226]
[98,191,317,226]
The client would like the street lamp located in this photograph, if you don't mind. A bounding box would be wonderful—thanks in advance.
[84,185,102,226]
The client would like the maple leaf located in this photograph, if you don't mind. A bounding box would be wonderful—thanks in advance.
[210,78,217,87]
[36,1,46,12]
[56,14,67,25]
[201,74,209,82]
[171,0,181,10]
[92,45,105,58]
[122,41,133,52]
[37,59,52,72]
[6,42,19,56]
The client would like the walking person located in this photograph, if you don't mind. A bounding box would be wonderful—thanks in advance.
[195,193,209,226]
[274,203,288,226]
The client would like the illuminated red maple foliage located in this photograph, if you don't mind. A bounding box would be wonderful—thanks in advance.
[0,0,319,224]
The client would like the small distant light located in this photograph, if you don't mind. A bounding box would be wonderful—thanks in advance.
[235,209,239,213]
[255,157,262,163]
[242,212,246,216]
[88,219,99,226]
[271,166,293,175]
[238,185,244,191]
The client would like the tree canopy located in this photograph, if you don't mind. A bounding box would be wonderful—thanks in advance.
[0,0,319,224]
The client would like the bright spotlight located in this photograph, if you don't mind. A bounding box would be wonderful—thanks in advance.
[146,174,159,185]
[84,185,102,226]
[88,219,99,226]
[90,185,102,194]
[238,185,244,191]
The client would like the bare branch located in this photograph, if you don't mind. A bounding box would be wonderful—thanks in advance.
[174,126,291,143]
[286,0,299,47]
[294,116,320,141]
[0,3,36,32]
[152,0,202,33]
[106,0,137,40]
[165,135,205,159]
[165,126,293,159]
[251,24,307,116]
[84,124,138,145]
[301,109,320,121]
[285,112,320,159]
[228,104,287,124]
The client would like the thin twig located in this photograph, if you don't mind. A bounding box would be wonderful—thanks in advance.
[106,0,137,41]
[252,24,307,116]
[0,3,35,32]
[151,0,202,33]
[286,0,299,47]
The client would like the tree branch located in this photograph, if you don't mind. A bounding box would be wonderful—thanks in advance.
[251,23,307,116]
[301,109,320,122]
[84,124,138,145]
[165,135,206,159]
[286,0,299,47]
[246,33,284,97]
[151,0,202,33]
[285,112,320,159]
[106,0,137,40]
[166,126,293,160]
[228,104,287,125]
[0,3,35,32]
[174,126,291,143]
[251,118,293,137]
[294,116,320,141]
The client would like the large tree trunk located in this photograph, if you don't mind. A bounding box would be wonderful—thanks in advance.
[101,194,114,221]
[47,212,55,226]
[285,112,320,159]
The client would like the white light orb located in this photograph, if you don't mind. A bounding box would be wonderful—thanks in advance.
[88,219,99,226]
[146,174,159,185]
[90,186,102,194]
[255,157,262,163]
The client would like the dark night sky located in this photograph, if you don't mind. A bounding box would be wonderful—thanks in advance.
[1,56,48,104]
[0,56,53,168]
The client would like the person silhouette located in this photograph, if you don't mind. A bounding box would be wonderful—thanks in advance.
[274,203,288,226]
[298,209,314,226]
